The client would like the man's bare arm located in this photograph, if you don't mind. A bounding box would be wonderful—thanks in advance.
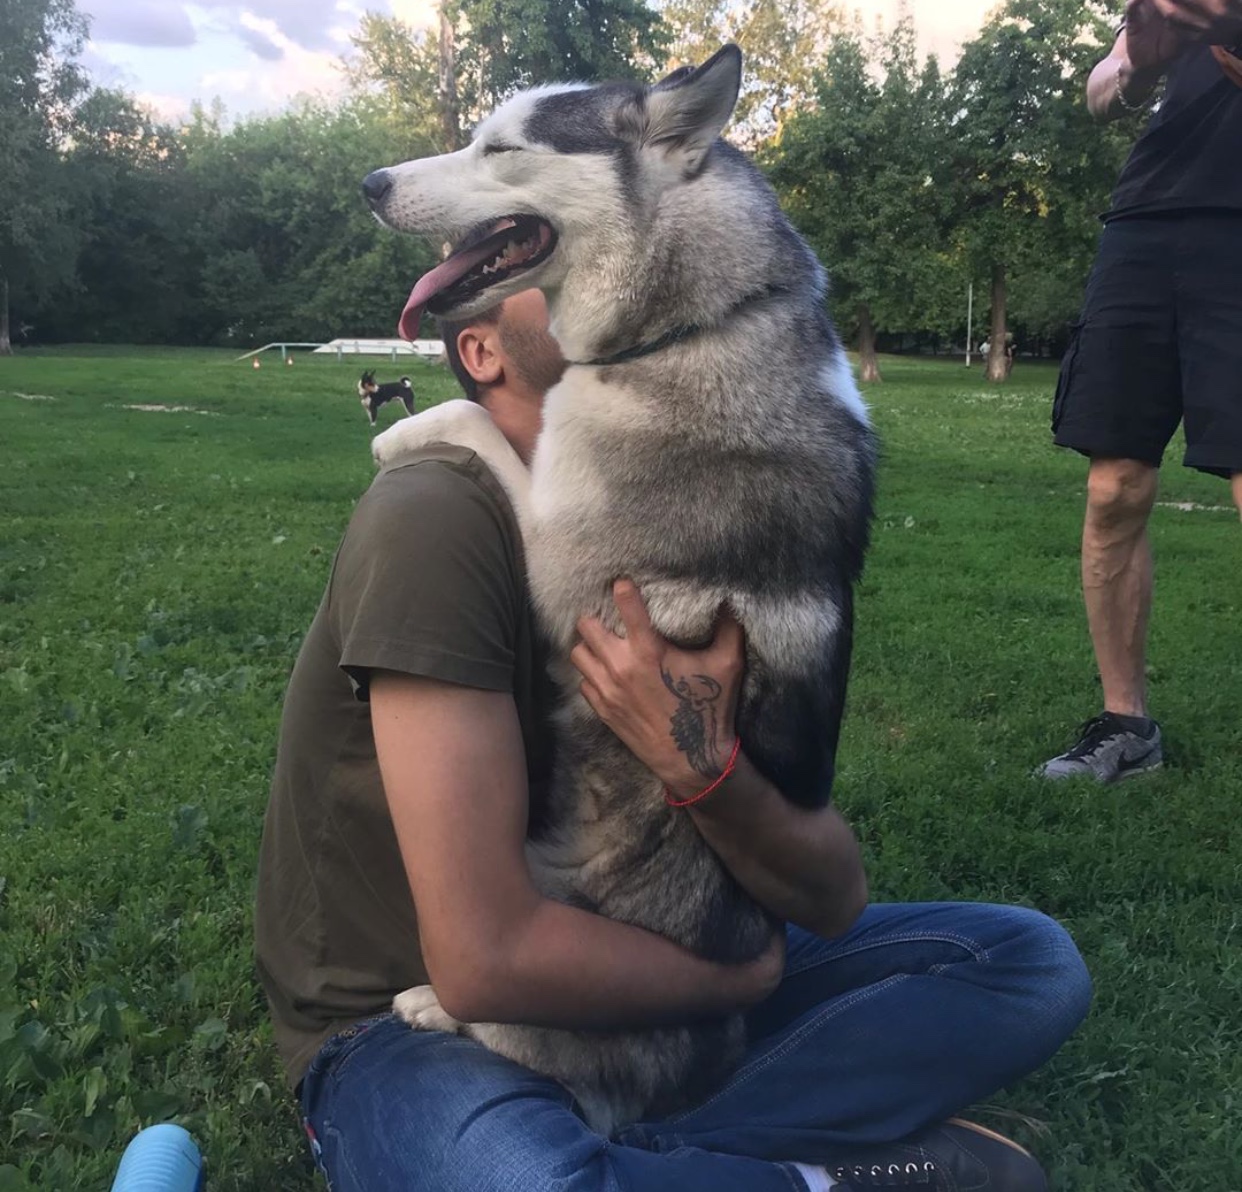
[1085,0,1241,121]
[686,760,867,938]
[572,581,868,940]
[371,671,782,1026]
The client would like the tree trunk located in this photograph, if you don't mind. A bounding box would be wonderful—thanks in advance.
[986,261,1008,382]
[0,276,11,356]
[857,302,881,383]
[438,6,461,152]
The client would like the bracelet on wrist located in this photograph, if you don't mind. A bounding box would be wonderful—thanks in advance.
[1115,62,1154,113]
[664,736,742,809]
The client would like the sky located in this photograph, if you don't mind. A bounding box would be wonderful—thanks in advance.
[79,0,999,124]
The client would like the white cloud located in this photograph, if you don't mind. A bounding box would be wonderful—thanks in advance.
[82,0,198,48]
[237,11,286,59]
[389,0,438,30]
[851,0,998,61]
[187,0,350,51]
[200,36,347,111]
[136,91,194,122]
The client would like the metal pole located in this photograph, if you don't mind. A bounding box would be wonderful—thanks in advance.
[965,282,973,366]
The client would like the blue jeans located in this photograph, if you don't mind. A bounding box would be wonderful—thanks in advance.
[299,902,1092,1192]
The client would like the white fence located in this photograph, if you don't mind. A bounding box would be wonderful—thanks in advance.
[314,338,445,363]
[235,339,446,364]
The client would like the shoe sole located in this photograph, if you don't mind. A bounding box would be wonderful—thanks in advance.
[945,1117,1036,1160]
[1037,757,1163,783]
[1112,759,1163,783]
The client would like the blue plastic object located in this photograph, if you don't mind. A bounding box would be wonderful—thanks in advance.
[110,1123,205,1192]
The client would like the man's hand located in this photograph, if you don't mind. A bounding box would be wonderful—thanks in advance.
[570,581,868,938]
[1126,0,1193,73]
[1146,0,1242,41]
[572,579,745,800]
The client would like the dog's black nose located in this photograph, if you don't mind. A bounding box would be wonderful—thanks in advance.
[362,170,393,207]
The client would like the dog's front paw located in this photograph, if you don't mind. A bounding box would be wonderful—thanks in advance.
[392,985,463,1034]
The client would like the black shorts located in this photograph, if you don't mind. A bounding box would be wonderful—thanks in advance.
[1052,212,1242,478]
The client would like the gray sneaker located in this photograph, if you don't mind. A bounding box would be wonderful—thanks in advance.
[1038,712,1162,782]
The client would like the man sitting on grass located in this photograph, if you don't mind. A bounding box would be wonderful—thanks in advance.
[255,284,1093,1191]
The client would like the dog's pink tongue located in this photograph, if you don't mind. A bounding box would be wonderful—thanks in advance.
[398,234,510,340]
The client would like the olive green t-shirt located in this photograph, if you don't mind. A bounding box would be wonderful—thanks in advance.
[254,444,553,1089]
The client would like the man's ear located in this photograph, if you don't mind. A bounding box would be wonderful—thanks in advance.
[635,44,742,173]
[457,325,503,388]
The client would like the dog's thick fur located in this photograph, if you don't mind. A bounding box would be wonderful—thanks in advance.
[357,370,415,424]
[367,46,876,1136]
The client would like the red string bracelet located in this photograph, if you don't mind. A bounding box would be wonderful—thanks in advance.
[664,736,742,808]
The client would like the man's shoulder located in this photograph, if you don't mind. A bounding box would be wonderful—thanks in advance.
[359,444,517,533]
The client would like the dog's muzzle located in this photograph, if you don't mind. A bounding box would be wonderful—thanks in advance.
[362,170,393,209]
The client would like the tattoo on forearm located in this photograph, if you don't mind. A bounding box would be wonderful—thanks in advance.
[661,668,723,778]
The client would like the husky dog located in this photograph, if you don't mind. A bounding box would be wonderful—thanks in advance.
[363,45,876,1136]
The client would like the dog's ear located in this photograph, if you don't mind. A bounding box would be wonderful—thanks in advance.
[635,44,741,173]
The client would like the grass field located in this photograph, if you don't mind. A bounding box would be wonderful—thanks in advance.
[1,347,1238,1191]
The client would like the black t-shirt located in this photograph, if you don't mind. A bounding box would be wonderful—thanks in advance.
[1107,45,1242,221]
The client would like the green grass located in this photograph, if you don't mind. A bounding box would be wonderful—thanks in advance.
[1,348,1238,1190]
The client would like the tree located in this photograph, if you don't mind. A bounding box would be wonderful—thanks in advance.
[453,0,669,108]
[663,0,842,145]
[348,13,454,154]
[53,89,195,343]
[175,98,443,345]
[0,0,89,353]
[352,0,669,150]
[766,20,959,381]
[948,0,1128,380]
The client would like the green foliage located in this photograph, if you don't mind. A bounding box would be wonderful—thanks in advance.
[766,19,961,344]
[451,0,670,109]
[58,90,195,343]
[945,0,1130,345]
[0,0,1173,365]
[32,97,441,346]
[0,0,90,348]
[2,348,1240,1187]
[760,0,1140,366]
[347,13,450,151]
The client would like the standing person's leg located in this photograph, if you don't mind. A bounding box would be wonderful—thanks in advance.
[1081,457,1159,718]
[1043,218,1180,781]
[1175,212,1242,514]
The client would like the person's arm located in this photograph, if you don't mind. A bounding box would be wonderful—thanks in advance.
[1088,2,1187,121]
[571,582,868,941]
[1089,0,1242,120]
[371,670,783,1026]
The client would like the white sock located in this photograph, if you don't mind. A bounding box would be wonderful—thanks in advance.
[791,1163,839,1191]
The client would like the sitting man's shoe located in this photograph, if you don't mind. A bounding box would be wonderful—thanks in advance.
[1037,711,1162,783]
[822,1118,1047,1190]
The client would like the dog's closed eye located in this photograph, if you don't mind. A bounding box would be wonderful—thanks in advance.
[482,141,521,156]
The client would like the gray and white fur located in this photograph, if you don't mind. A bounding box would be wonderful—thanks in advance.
[366,45,876,1137]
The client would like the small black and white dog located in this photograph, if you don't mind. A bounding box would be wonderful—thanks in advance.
[357,371,415,425]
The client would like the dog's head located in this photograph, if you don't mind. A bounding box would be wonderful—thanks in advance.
[362,46,743,342]
[358,370,377,397]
